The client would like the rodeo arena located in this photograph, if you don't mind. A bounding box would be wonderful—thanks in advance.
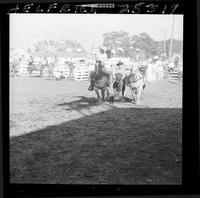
[10,42,182,184]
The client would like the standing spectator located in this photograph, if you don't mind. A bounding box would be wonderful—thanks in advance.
[174,56,179,69]
[105,48,112,59]
[168,60,175,73]
[146,58,157,82]
[178,64,183,78]
[157,64,164,80]
[156,58,163,80]
[177,57,183,79]
[69,61,75,79]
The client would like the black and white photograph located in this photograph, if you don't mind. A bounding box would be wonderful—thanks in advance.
[9,14,183,184]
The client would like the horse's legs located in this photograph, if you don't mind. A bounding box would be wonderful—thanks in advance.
[122,80,126,98]
[143,78,146,94]
[101,89,106,102]
[118,81,124,99]
[118,91,123,100]
[104,88,110,101]
[106,89,109,98]
[113,89,118,99]
[107,86,110,97]
[136,86,143,105]
[130,87,136,103]
[142,83,146,95]
[94,88,101,103]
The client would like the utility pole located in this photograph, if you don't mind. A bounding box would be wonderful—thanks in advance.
[169,15,175,59]
[163,29,167,55]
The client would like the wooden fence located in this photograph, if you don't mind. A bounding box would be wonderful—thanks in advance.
[74,68,89,81]
[168,71,180,81]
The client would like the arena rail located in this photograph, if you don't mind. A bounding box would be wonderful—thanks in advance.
[74,68,89,81]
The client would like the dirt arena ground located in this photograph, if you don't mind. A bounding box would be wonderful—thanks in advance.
[10,77,182,184]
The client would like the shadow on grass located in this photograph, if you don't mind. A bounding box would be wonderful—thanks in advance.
[10,107,182,185]
[56,96,134,113]
[58,96,100,108]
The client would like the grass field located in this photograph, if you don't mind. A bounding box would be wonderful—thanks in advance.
[10,77,182,184]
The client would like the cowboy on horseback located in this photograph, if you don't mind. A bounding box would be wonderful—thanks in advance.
[89,48,112,95]
[114,61,126,79]
[112,61,126,99]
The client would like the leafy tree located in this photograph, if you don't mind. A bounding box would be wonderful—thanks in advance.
[28,38,87,58]
[103,31,130,57]
[156,39,183,58]
[102,31,183,60]
[103,31,161,59]
[130,32,161,59]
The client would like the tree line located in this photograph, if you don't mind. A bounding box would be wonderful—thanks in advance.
[102,31,183,59]
[13,32,183,60]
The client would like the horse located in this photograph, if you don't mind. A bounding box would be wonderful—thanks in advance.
[122,70,146,105]
[112,73,124,100]
[88,70,110,103]
[28,58,55,77]
[27,58,47,77]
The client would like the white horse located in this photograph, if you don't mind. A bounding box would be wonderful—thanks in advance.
[122,68,146,105]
